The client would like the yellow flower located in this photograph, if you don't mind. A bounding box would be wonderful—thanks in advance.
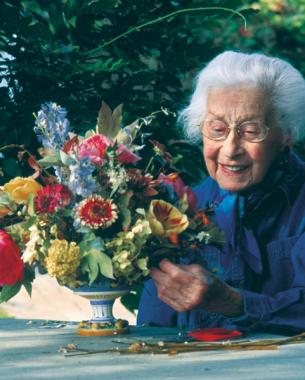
[147,199,189,237]
[4,177,42,204]
[44,239,81,287]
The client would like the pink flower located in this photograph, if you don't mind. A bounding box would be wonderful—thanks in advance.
[78,134,140,165]
[0,230,24,286]
[78,135,111,165]
[159,173,198,212]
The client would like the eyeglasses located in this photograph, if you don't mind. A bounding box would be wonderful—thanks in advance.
[202,119,270,143]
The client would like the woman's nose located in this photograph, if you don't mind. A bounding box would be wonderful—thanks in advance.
[220,129,244,158]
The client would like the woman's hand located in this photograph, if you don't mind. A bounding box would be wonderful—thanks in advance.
[150,259,244,317]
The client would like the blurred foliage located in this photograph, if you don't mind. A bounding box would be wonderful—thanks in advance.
[0,0,247,185]
[0,0,305,185]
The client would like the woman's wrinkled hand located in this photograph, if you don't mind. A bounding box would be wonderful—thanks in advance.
[150,259,244,317]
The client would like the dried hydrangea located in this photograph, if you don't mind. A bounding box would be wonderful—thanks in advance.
[44,239,81,287]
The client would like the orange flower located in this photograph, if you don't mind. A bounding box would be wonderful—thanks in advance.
[3,177,42,204]
[147,200,189,237]
[194,211,210,226]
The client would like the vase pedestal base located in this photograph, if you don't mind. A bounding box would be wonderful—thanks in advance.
[76,319,129,336]
[77,326,129,336]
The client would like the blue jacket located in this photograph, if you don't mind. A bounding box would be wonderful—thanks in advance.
[137,152,305,332]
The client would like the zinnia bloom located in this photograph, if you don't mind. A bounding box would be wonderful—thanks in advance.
[75,195,118,229]
[34,184,72,214]
[147,199,189,237]
[0,230,24,286]
[4,177,42,204]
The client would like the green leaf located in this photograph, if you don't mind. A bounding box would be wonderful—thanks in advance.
[37,154,61,168]
[0,191,12,207]
[23,282,32,297]
[23,266,35,283]
[112,103,123,133]
[59,150,76,166]
[120,287,143,314]
[96,101,121,139]
[22,216,36,230]
[27,194,36,217]
[0,282,22,303]
[135,208,146,216]
[115,119,141,145]
[117,193,132,229]
[177,193,189,214]
[81,249,114,285]
[119,207,131,230]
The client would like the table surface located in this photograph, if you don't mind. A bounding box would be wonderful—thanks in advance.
[1,318,305,380]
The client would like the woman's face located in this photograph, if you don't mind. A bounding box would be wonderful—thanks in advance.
[203,87,290,192]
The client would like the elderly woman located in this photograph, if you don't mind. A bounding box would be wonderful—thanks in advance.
[137,51,305,333]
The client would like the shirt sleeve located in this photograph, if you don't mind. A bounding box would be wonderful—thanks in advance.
[233,233,305,332]
[136,279,177,327]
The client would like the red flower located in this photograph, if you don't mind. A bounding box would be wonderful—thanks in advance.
[0,230,24,286]
[34,184,72,214]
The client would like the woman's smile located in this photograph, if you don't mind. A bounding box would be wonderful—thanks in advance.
[219,163,250,175]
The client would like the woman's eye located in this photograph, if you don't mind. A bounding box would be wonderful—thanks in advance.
[241,123,260,135]
[210,121,226,133]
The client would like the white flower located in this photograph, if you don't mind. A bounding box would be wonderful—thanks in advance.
[22,225,43,264]
[131,219,151,235]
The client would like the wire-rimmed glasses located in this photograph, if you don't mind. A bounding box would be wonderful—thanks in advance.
[202,119,270,143]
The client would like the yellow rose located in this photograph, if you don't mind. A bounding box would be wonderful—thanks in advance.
[4,177,42,204]
[147,199,189,237]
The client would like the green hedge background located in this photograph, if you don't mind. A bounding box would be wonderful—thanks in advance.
[1,0,305,184]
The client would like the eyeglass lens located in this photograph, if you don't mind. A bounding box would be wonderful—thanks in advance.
[203,120,267,142]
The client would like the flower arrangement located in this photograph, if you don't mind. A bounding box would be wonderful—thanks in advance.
[0,102,225,304]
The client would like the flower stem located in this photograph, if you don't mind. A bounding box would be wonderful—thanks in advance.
[85,7,247,57]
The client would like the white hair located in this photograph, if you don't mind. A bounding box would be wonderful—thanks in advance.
[178,51,305,143]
